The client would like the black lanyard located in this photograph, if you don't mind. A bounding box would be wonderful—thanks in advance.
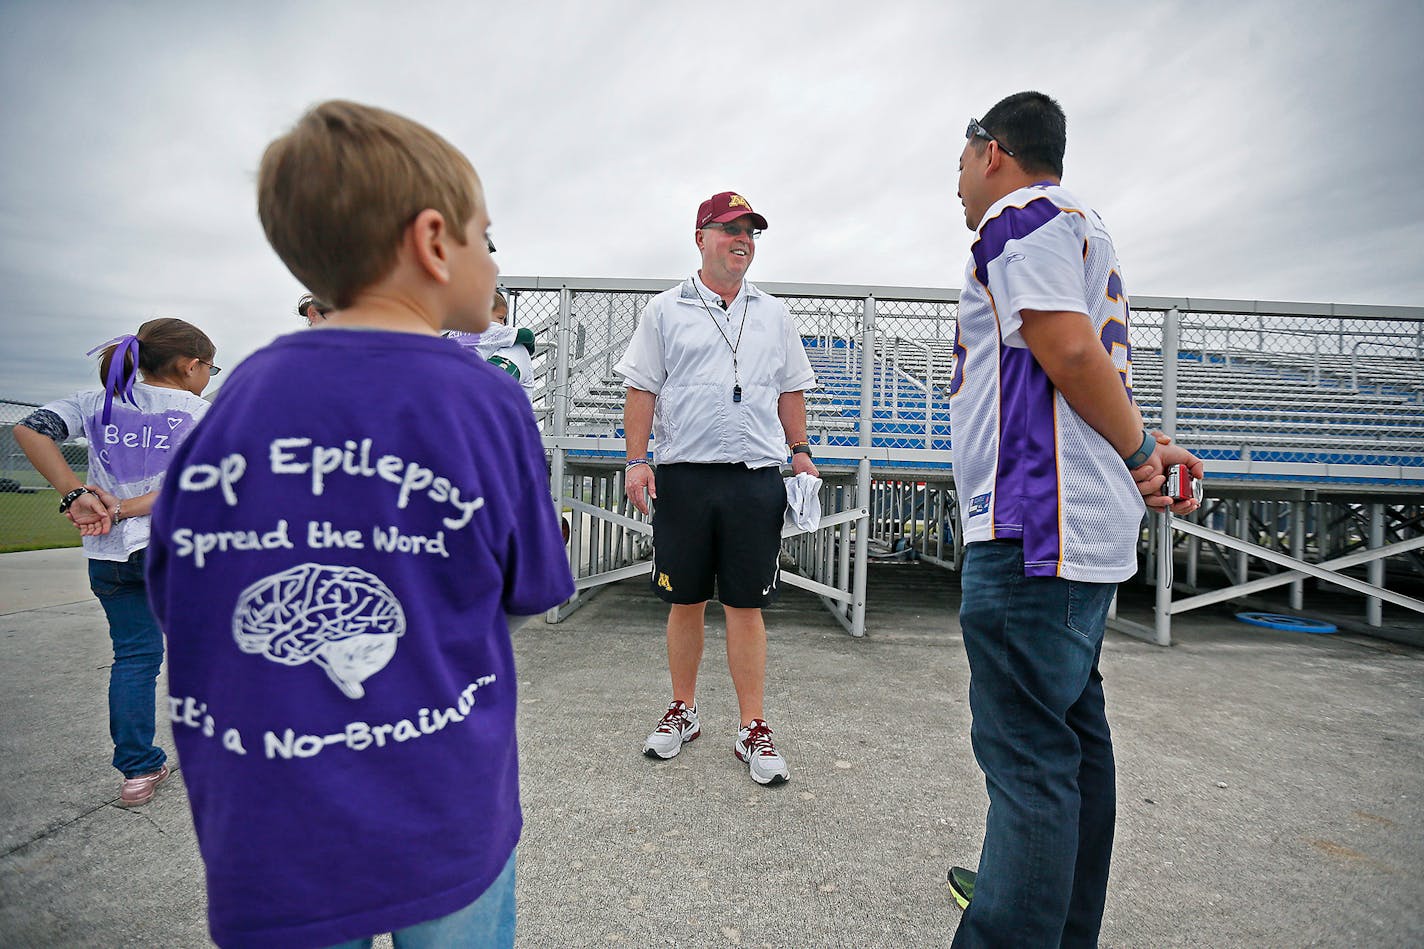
[692,277,750,403]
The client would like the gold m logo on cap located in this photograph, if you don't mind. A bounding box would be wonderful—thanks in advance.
[728,194,750,209]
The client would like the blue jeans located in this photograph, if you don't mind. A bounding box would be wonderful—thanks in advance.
[88,549,167,778]
[324,850,517,949]
[952,541,1117,949]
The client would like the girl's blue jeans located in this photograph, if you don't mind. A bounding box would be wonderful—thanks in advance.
[88,549,167,779]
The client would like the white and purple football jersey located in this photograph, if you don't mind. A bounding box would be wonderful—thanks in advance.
[949,183,1146,582]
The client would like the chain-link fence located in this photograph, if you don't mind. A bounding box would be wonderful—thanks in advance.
[508,278,1424,479]
[1131,306,1424,467]
[1,398,87,552]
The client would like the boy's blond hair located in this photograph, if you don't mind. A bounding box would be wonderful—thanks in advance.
[258,100,480,309]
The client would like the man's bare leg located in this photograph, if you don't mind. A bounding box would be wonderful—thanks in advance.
[723,605,767,724]
[667,602,707,704]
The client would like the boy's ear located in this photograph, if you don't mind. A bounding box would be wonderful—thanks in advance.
[408,208,453,284]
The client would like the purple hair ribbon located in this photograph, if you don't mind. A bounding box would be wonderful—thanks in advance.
[85,334,140,426]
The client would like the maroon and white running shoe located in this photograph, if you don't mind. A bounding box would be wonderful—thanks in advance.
[642,700,700,759]
[735,719,789,785]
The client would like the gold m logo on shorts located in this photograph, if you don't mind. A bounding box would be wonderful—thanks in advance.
[657,572,673,591]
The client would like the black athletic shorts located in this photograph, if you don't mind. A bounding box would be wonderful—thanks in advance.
[650,463,785,608]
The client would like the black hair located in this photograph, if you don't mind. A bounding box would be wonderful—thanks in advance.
[979,91,1066,179]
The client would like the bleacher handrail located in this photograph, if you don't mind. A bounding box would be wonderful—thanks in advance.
[501,276,1424,321]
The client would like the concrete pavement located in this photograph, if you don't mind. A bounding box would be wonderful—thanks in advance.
[2,548,1421,947]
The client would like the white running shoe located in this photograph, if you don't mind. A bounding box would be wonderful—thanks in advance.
[642,700,700,759]
[735,719,789,785]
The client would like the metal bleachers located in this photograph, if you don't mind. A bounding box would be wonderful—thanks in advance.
[805,342,951,452]
[498,278,1423,641]
[794,334,1424,476]
[547,301,1424,485]
[1131,349,1424,469]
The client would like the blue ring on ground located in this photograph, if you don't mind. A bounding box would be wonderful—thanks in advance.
[1234,611,1337,634]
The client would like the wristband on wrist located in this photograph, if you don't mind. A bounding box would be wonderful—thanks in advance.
[625,458,652,470]
[58,486,89,513]
[112,499,124,522]
[1122,430,1156,469]
[791,442,813,459]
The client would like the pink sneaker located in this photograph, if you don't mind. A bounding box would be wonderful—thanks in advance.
[118,764,170,808]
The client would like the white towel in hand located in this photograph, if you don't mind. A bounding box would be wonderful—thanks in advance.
[783,473,823,532]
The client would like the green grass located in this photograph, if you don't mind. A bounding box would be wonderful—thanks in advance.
[0,490,84,553]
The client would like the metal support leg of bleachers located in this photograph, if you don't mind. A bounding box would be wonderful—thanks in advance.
[1368,504,1385,626]
[1113,308,1180,645]
[1132,514,1424,645]
[1290,501,1306,610]
[545,287,581,623]
[849,296,875,637]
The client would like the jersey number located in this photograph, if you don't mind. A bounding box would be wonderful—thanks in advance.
[1102,270,1132,396]
[950,270,1131,399]
[950,324,966,396]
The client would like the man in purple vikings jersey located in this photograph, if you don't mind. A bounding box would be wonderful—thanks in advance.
[946,92,1203,948]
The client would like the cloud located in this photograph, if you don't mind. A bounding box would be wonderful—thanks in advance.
[1,0,1419,404]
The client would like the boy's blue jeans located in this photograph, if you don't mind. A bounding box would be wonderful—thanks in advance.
[324,850,516,949]
[951,540,1117,949]
[88,549,167,779]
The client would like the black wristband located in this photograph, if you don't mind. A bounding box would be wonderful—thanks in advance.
[791,444,814,460]
[59,486,89,513]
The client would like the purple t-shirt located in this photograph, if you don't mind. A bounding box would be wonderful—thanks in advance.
[146,329,574,949]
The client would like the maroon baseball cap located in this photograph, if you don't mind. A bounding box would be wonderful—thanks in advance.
[695,191,769,230]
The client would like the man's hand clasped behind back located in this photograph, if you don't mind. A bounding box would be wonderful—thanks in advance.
[1132,430,1204,516]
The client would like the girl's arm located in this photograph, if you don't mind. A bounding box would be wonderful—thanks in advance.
[14,424,112,533]
[86,486,160,521]
[14,424,84,494]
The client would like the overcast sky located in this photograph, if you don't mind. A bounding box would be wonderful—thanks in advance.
[2,0,1421,404]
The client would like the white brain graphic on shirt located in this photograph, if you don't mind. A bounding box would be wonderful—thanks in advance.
[232,564,406,699]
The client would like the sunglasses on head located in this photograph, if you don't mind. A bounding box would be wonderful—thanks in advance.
[966,117,1015,157]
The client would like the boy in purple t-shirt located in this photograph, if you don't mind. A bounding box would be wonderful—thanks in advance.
[146,100,574,949]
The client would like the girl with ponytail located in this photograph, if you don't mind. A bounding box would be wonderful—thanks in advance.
[14,317,217,807]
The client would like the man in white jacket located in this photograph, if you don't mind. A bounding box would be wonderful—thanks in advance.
[616,191,818,787]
